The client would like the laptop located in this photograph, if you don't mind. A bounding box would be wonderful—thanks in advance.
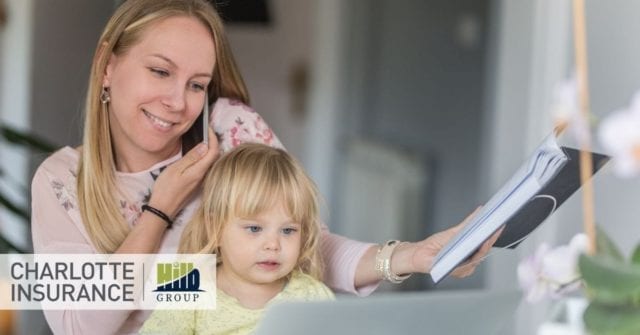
[254,289,521,335]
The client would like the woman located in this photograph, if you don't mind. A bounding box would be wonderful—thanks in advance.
[31,0,497,334]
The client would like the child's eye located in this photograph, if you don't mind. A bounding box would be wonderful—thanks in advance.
[245,226,262,233]
[282,227,298,235]
[149,68,169,77]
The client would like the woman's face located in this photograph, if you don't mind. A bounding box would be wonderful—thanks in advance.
[103,16,215,171]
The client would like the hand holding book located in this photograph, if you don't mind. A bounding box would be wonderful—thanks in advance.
[421,211,505,278]
[377,208,503,280]
[428,133,609,284]
[360,133,607,287]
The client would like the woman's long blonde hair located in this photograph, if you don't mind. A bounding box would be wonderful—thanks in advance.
[78,0,249,253]
[179,143,324,280]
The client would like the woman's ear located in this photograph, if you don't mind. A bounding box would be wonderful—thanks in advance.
[102,53,117,87]
[99,42,116,87]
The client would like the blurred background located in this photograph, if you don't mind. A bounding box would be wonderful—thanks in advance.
[0,0,639,334]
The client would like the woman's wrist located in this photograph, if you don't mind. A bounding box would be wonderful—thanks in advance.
[147,197,179,219]
[390,241,433,275]
[388,241,415,275]
[141,204,174,229]
[375,240,413,284]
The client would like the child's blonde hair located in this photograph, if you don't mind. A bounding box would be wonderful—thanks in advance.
[179,143,324,280]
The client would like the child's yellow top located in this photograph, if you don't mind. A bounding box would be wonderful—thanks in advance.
[140,271,335,335]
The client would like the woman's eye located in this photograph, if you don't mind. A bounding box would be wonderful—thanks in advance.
[189,82,206,92]
[150,68,169,77]
[246,226,262,233]
[282,227,298,235]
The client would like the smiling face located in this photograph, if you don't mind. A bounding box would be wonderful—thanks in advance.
[217,202,302,291]
[102,15,215,171]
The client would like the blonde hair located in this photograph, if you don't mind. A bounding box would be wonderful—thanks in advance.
[179,143,324,280]
[78,0,249,253]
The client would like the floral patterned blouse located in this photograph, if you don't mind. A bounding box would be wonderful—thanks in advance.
[31,98,375,335]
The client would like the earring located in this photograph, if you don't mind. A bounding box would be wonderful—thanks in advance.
[100,86,111,104]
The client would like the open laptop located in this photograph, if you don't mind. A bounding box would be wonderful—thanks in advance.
[254,289,521,335]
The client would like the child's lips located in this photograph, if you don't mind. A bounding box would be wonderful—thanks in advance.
[256,261,280,271]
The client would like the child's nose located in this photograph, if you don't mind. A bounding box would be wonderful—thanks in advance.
[263,234,281,251]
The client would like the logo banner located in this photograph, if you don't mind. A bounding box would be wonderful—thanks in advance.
[0,254,216,310]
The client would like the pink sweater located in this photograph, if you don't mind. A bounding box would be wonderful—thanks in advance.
[31,98,377,335]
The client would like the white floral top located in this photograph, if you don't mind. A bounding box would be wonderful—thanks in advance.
[31,98,376,335]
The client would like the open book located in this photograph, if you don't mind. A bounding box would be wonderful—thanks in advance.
[429,133,610,284]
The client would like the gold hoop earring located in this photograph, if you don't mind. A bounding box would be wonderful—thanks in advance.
[100,87,111,104]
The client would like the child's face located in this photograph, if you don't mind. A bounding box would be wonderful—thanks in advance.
[218,202,302,287]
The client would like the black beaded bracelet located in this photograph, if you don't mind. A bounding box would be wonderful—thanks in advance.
[141,204,173,229]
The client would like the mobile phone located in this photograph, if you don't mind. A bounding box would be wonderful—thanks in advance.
[181,92,209,153]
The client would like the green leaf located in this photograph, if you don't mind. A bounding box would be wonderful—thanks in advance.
[0,190,30,221]
[579,254,640,305]
[595,225,625,260]
[584,302,640,335]
[0,233,26,254]
[0,124,57,153]
[632,243,640,265]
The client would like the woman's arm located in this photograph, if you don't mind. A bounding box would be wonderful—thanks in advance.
[116,129,219,254]
[209,98,284,152]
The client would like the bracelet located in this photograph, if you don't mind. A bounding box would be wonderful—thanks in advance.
[141,204,173,229]
[375,240,412,284]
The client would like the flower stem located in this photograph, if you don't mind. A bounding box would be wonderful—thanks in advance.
[572,0,597,255]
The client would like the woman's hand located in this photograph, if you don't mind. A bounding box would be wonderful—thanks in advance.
[393,207,503,278]
[354,207,503,288]
[117,129,218,254]
[148,127,219,217]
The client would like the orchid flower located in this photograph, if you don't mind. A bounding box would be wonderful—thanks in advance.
[550,75,590,144]
[598,91,640,177]
[517,234,588,303]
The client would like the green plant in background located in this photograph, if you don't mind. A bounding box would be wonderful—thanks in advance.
[0,124,56,253]
[579,228,640,335]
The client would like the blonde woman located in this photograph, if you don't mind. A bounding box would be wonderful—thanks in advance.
[142,143,335,334]
[31,0,497,334]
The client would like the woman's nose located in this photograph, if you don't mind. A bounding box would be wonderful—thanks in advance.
[161,83,186,112]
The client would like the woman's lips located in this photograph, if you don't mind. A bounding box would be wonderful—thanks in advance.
[143,109,176,130]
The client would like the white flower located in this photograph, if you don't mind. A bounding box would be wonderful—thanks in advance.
[551,76,590,144]
[518,234,587,303]
[518,242,552,303]
[598,91,640,177]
